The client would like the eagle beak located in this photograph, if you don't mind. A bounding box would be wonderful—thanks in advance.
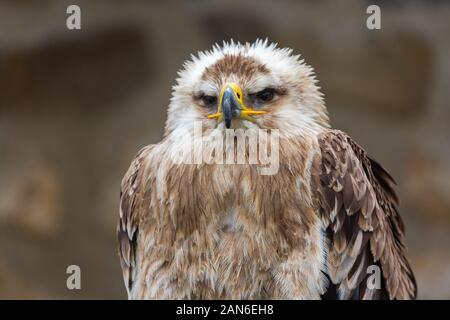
[208,83,267,128]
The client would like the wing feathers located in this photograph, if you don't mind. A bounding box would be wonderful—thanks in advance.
[117,145,154,294]
[318,130,416,299]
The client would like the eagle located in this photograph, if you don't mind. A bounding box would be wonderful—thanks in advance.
[117,40,417,300]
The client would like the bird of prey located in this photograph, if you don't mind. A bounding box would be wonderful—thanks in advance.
[117,40,416,300]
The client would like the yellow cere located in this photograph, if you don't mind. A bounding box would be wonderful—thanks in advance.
[207,83,267,121]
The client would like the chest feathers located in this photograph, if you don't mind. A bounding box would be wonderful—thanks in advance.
[131,136,327,299]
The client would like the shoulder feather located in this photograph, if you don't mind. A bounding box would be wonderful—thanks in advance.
[117,145,154,295]
[317,130,416,299]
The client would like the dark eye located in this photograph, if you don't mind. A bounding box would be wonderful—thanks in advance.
[201,95,217,107]
[256,88,275,102]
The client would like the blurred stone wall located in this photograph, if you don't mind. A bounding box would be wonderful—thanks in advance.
[0,0,449,299]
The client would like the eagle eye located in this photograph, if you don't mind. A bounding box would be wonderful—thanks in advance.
[200,94,217,108]
[255,88,275,103]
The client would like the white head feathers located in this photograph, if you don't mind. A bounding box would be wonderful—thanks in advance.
[165,39,329,138]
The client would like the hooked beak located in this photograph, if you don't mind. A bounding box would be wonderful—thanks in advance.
[221,86,239,128]
[208,83,267,128]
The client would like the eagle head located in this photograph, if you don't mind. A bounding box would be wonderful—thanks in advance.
[165,39,329,138]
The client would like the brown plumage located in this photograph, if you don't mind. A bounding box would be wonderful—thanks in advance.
[316,131,416,299]
[117,40,416,299]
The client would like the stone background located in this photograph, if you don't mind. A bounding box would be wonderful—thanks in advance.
[0,0,449,299]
